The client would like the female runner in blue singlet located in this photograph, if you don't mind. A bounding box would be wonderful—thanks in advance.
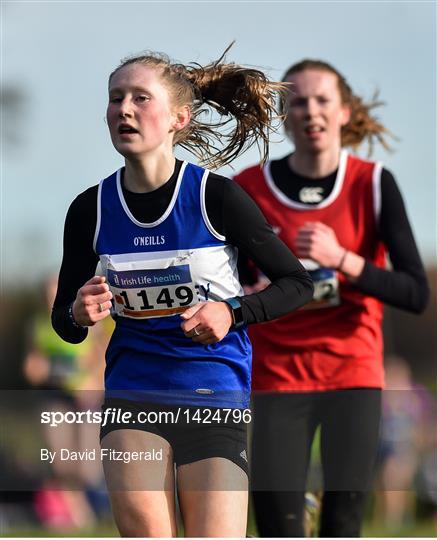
[52,48,314,537]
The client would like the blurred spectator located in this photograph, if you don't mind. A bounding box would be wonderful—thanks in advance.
[415,394,437,528]
[375,355,435,531]
[22,275,111,531]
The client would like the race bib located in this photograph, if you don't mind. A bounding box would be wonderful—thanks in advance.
[101,254,198,319]
[300,259,340,310]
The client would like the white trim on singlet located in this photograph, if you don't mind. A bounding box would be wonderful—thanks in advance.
[263,149,349,210]
[115,161,188,228]
[104,249,194,264]
[200,170,226,241]
[93,179,103,254]
[372,161,383,226]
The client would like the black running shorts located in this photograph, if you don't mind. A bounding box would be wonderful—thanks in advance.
[100,398,249,476]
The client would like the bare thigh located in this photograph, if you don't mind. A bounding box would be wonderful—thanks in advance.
[101,429,176,537]
[177,457,248,537]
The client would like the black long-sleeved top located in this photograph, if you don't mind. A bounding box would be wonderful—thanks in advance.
[240,155,429,314]
[52,159,314,343]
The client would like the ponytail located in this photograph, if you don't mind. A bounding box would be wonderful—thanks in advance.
[109,44,288,168]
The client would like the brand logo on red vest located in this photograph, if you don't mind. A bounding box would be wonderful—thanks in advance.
[299,187,324,203]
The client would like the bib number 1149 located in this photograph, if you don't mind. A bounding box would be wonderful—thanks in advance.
[118,285,193,311]
[108,264,198,318]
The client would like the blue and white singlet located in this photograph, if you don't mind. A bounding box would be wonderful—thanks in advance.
[94,162,251,408]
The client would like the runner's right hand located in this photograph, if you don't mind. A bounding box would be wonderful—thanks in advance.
[72,276,113,327]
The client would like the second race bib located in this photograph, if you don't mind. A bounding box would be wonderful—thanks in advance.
[300,259,341,310]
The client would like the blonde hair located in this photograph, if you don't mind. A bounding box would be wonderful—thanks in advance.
[109,44,288,168]
[282,59,395,155]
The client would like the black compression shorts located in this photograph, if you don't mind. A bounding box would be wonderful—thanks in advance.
[100,398,249,476]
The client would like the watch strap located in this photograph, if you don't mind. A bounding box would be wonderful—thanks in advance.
[223,297,245,329]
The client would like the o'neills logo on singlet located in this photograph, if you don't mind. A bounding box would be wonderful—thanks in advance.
[133,235,166,247]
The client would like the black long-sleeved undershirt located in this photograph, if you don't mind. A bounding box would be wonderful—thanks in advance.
[261,155,429,313]
[52,159,314,343]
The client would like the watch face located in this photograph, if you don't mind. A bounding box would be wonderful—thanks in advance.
[232,304,244,327]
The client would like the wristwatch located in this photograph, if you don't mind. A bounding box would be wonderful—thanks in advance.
[223,297,245,329]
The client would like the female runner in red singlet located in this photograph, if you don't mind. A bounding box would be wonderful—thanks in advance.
[234,60,429,537]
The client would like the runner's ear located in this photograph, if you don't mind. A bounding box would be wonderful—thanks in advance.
[172,105,191,132]
[340,104,351,127]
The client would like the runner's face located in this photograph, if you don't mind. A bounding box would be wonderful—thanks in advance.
[107,64,177,159]
[284,69,350,154]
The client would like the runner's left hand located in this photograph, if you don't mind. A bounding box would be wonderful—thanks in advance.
[180,302,233,344]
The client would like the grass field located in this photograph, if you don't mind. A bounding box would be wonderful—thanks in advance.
[5,516,437,538]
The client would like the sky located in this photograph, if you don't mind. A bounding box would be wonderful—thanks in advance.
[2,0,436,286]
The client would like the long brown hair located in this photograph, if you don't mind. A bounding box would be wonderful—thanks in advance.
[282,59,394,155]
[109,44,288,168]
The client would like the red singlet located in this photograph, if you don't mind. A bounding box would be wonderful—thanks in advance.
[234,151,386,391]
